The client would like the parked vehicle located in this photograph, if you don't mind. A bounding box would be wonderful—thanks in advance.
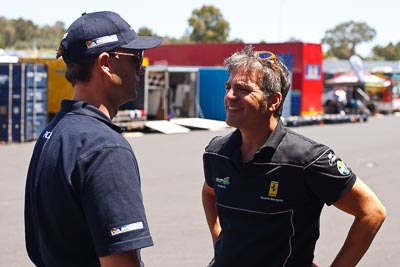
[114,66,230,132]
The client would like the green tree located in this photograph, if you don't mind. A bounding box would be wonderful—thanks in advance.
[372,43,396,60]
[188,5,229,43]
[137,27,157,37]
[0,17,16,47]
[0,17,8,47]
[162,35,192,44]
[0,17,66,51]
[372,42,400,60]
[395,42,400,60]
[138,27,193,45]
[13,18,39,49]
[36,21,66,49]
[322,20,376,59]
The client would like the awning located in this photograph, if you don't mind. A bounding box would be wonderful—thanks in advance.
[325,71,391,88]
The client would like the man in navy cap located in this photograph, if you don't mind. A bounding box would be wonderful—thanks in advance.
[24,11,162,267]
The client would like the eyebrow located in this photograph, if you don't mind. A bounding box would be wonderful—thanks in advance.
[225,81,251,87]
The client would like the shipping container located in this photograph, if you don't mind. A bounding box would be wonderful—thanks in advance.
[18,58,72,119]
[141,66,228,122]
[0,63,47,142]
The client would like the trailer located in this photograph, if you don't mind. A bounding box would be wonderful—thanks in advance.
[119,65,230,134]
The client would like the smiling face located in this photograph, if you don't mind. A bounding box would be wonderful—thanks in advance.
[224,67,270,130]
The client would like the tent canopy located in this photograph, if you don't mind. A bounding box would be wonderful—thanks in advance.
[325,70,391,88]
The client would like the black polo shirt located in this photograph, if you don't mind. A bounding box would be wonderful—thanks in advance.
[203,121,356,267]
[25,100,153,267]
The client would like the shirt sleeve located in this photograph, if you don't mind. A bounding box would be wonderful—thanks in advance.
[76,146,153,256]
[203,151,215,188]
[304,144,357,206]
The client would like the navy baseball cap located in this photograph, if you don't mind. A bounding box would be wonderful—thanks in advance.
[59,11,163,63]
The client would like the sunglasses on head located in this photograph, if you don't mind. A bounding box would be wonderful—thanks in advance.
[254,51,279,69]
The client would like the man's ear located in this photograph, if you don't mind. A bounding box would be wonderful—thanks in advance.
[98,52,112,76]
[268,92,283,112]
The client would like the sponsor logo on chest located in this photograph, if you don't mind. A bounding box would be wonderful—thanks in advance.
[215,177,230,188]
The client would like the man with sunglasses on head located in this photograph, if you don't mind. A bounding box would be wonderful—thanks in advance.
[24,11,162,267]
[202,46,386,267]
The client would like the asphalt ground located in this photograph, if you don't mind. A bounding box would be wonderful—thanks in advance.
[0,115,399,267]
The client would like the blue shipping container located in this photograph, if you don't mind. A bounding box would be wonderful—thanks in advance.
[0,63,47,142]
[26,64,48,88]
[198,67,229,121]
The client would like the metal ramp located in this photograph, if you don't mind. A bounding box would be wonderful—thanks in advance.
[145,120,191,134]
[170,118,230,131]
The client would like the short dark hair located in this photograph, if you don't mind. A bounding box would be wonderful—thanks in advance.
[57,45,97,86]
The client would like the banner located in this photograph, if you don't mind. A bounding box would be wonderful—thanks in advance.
[349,55,365,90]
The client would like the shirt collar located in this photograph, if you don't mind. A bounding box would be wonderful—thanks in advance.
[60,100,123,133]
[223,119,287,157]
[260,119,287,151]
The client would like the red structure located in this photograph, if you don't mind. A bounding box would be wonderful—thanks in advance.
[145,42,323,115]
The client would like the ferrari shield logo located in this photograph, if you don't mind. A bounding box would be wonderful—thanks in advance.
[268,181,279,197]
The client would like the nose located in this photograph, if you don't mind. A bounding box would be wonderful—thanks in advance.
[225,88,238,99]
[137,66,145,76]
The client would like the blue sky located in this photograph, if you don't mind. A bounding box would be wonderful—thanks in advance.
[2,0,398,57]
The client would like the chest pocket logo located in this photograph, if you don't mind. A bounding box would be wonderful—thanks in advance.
[43,131,52,139]
[268,181,279,197]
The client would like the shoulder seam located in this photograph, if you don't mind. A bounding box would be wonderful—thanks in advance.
[79,145,133,161]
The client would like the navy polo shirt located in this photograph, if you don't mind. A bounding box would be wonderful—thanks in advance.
[203,121,356,267]
[25,100,153,267]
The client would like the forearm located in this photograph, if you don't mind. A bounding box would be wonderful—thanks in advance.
[202,182,221,247]
[331,177,386,267]
[331,214,385,267]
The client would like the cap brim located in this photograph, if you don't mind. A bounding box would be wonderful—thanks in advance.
[121,36,163,50]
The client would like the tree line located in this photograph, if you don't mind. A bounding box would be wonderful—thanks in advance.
[1,6,399,60]
[0,16,65,51]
